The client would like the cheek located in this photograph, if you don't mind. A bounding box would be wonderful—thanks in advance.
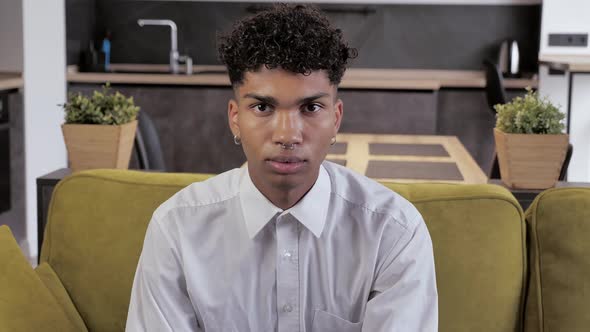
[307,114,337,138]
[304,119,337,154]
[239,138,261,164]
[238,115,268,154]
[238,112,260,137]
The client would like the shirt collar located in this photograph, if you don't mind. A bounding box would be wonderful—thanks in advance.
[239,165,331,239]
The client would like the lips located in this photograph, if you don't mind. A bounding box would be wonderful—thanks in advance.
[266,156,306,174]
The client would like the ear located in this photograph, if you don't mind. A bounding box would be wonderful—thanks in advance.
[228,99,240,138]
[333,98,343,136]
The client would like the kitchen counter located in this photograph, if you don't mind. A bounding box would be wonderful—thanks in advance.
[539,54,590,72]
[67,64,537,90]
[0,73,23,91]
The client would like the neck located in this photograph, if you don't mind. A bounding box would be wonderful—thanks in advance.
[249,169,319,210]
[268,187,310,210]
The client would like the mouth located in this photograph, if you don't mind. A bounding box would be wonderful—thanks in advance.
[266,156,307,174]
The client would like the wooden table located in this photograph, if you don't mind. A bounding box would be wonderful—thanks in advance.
[327,133,487,184]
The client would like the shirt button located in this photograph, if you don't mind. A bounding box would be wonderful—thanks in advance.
[283,304,293,313]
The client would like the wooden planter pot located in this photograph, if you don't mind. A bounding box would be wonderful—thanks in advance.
[494,128,569,189]
[62,120,138,172]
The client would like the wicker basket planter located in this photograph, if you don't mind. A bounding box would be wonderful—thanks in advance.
[62,120,138,172]
[494,128,569,189]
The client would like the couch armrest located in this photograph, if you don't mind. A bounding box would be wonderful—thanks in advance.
[0,225,87,332]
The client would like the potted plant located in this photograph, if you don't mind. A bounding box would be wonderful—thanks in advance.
[61,83,140,171]
[494,88,568,189]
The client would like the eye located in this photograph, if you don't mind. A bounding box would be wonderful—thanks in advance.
[303,103,322,113]
[253,103,272,113]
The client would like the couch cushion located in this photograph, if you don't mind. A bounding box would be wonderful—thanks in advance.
[36,262,88,331]
[524,187,590,332]
[385,183,526,332]
[41,169,214,332]
[0,225,83,332]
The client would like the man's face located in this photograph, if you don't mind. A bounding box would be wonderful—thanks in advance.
[228,67,343,195]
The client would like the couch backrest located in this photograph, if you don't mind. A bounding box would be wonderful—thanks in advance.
[41,170,214,332]
[524,187,590,332]
[42,169,526,332]
[384,182,526,332]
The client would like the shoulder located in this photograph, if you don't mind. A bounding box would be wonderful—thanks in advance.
[323,161,421,230]
[152,168,242,221]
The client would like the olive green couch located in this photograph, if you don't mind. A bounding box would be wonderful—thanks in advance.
[0,169,588,332]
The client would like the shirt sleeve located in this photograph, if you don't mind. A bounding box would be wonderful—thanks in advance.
[362,216,438,331]
[126,217,202,332]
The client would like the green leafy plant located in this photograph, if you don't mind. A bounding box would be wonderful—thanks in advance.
[495,88,565,134]
[62,83,140,125]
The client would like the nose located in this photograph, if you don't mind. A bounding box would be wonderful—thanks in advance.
[272,110,303,147]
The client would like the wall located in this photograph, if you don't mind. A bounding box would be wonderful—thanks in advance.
[0,0,26,254]
[0,92,26,254]
[538,0,590,182]
[66,1,541,72]
[569,75,590,182]
[0,0,24,72]
[540,0,590,56]
[23,0,68,261]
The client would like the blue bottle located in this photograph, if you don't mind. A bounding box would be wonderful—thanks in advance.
[101,32,111,72]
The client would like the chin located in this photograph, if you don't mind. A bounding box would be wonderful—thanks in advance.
[269,173,305,190]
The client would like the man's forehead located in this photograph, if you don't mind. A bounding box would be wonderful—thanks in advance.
[236,67,336,99]
[245,67,329,82]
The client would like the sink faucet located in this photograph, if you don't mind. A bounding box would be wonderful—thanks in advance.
[137,19,193,74]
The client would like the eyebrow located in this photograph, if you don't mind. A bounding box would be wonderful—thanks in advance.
[242,93,330,105]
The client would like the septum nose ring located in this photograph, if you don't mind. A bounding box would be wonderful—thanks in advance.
[280,143,295,150]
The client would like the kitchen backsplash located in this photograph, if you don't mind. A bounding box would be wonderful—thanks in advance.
[67,0,541,72]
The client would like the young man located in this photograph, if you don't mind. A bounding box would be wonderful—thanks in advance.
[126,5,437,331]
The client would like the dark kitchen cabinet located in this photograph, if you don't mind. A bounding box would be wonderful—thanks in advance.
[69,84,244,174]
[0,90,25,245]
[0,93,10,214]
[70,84,440,173]
[338,89,438,135]
[69,84,528,175]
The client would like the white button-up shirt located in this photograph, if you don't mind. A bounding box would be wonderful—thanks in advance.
[126,162,438,332]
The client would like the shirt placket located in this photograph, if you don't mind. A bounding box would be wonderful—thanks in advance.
[276,213,300,332]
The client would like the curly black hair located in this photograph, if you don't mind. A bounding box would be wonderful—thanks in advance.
[218,4,357,86]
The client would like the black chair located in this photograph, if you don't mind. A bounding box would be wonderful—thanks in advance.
[483,59,506,179]
[483,59,573,181]
[483,59,508,116]
[559,144,574,181]
[134,111,166,171]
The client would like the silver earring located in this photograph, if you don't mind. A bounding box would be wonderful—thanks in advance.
[330,137,336,145]
[234,135,241,146]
